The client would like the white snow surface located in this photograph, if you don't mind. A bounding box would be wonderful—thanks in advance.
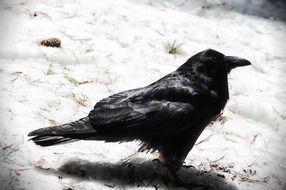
[0,0,286,189]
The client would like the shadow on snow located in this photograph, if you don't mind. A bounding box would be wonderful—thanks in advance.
[143,0,286,23]
[37,159,238,190]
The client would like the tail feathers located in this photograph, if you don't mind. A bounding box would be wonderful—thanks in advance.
[29,135,79,147]
[28,117,97,146]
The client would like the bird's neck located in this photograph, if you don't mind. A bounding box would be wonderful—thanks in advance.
[216,72,229,104]
[192,70,230,108]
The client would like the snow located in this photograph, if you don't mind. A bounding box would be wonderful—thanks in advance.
[0,0,286,189]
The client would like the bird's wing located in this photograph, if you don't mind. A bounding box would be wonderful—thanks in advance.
[88,73,214,140]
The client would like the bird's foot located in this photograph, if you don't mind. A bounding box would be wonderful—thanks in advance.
[169,168,204,189]
[182,164,195,168]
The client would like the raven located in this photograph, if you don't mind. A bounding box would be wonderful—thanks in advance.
[28,49,251,184]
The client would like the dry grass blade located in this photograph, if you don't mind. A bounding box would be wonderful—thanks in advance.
[165,40,183,54]
[46,67,55,75]
[64,74,80,86]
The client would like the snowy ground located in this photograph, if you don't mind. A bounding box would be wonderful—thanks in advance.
[0,0,286,189]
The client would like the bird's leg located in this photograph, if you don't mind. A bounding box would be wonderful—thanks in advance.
[168,166,185,185]
[160,142,204,188]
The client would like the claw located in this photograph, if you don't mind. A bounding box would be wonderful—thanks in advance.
[182,164,194,168]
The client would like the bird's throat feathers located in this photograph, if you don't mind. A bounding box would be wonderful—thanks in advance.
[178,59,230,107]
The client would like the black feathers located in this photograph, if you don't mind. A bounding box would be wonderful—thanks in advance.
[28,49,251,172]
[28,117,97,146]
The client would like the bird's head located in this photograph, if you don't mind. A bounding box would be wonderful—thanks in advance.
[179,49,251,76]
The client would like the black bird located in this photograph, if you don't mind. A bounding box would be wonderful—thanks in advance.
[28,49,251,184]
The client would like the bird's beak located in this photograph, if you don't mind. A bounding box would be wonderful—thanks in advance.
[224,56,251,70]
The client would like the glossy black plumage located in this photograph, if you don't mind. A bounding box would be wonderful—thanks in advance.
[28,49,251,172]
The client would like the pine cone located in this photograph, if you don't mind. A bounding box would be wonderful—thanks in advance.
[40,38,61,48]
